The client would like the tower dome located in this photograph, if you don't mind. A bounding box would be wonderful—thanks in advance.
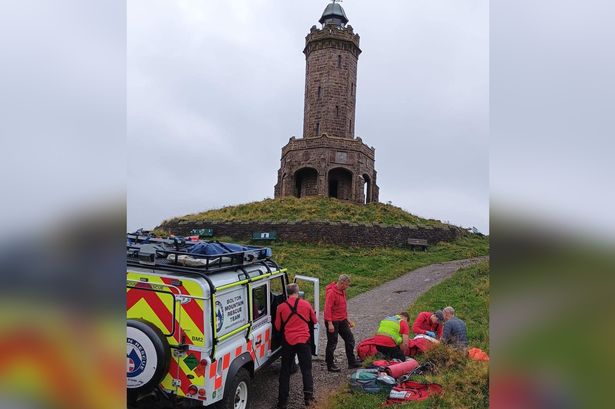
[319,1,349,27]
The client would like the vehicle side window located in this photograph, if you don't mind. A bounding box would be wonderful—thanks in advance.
[252,285,268,321]
[270,275,285,297]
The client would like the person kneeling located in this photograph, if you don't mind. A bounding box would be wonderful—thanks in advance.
[372,312,410,361]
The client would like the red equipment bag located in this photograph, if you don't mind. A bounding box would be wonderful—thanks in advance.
[357,336,379,360]
[468,347,490,361]
[384,381,443,405]
[384,359,419,378]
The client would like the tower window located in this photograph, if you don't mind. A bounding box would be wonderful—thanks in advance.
[316,122,320,136]
[349,120,352,132]
[338,55,342,68]
[351,83,354,96]
[336,106,339,117]
[318,86,321,98]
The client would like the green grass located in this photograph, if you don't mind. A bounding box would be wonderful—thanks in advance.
[324,261,490,409]
[204,235,488,307]
[163,196,455,228]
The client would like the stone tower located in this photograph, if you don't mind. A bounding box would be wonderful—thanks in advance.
[274,1,379,204]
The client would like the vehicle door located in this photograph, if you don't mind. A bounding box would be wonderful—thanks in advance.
[268,273,288,353]
[248,281,272,369]
[293,275,320,356]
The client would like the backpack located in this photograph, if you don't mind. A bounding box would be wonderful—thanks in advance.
[349,369,395,394]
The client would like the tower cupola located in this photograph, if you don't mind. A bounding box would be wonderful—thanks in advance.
[319,1,349,27]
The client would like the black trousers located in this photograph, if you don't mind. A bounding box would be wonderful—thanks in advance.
[376,344,406,361]
[278,342,313,405]
[325,320,356,366]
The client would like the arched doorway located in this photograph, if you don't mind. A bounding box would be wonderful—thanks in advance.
[362,174,371,204]
[294,168,318,198]
[328,168,353,200]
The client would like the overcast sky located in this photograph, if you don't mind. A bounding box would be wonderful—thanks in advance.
[128,0,488,233]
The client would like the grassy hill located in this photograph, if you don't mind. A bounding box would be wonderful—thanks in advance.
[164,197,454,228]
[194,234,488,308]
[325,261,490,409]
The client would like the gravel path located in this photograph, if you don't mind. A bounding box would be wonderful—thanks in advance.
[251,256,488,409]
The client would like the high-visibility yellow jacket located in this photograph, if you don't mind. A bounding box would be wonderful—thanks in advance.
[376,315,403,345]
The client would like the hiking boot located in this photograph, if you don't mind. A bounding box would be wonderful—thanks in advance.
[327,364,341,372]
[304,392,315,407]
[348,361,362,369]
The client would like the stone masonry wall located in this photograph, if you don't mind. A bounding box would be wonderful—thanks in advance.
[274,134,379,203]
[303,24,361,139]
[160,220,465,248]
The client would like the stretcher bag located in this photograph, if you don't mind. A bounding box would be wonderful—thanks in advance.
[385,381,442,405]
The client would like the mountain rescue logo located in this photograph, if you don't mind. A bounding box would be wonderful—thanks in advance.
[127,337,147,378]
[215,300,224,332]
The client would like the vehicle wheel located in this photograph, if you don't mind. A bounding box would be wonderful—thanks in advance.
[127,319,171,400]
[218,368,251,409]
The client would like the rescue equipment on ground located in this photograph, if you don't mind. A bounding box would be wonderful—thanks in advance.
[348,369,395,394]
[349,359,441,404]
[468,347,490,361]
[384,359,419,378]
[384,381,443,405]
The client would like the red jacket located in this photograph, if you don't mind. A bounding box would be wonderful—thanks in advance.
[412,311,443,338]
[324,281,348,321]
[274,297,317,345]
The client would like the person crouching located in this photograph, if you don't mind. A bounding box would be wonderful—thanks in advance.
[373,312,410,361]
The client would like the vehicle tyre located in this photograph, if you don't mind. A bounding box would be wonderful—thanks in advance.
[127,319,171,400]
[218,368,251,409]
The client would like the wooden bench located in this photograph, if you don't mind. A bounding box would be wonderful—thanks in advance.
[251,231,277,241]
[407,238,428,251]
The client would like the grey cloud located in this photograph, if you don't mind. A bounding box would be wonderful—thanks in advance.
[128,0,488,233]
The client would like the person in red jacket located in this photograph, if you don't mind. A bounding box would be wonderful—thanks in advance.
[324,274,361,372]
[275,283,318,408]
[411,310,444,339]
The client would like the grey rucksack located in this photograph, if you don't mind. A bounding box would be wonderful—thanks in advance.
[349,369,395,394]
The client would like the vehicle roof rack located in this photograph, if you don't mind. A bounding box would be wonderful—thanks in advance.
[126,232,273,274]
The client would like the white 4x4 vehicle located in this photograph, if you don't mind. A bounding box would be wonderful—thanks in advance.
[126,233,320,408]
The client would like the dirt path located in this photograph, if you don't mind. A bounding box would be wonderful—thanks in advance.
[251,256,488,409]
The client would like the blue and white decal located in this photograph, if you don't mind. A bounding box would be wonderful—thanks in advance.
[215,300,224,332]
[127,326,158,388]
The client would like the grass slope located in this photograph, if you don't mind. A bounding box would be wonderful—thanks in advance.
[325,261,490,409]
[165,197,453,228]
[212,235,488,306]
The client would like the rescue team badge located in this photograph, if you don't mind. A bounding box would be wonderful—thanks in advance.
[216,300,224,332]
[127,337,147,380]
